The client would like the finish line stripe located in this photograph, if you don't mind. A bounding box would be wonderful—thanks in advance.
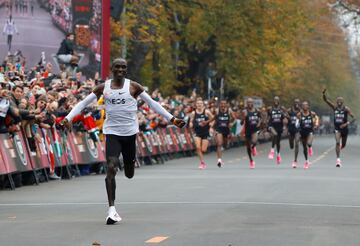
[0,201,360,208]
[145,236,169,244]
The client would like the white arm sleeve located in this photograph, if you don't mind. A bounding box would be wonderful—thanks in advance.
[65,93,98,122]
[139,91,173,122]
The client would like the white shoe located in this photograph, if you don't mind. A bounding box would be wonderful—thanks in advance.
[106,206,122,225]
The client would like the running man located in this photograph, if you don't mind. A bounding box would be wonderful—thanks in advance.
[214,99,234,167]
[189,97,214,169]
[267,96,287,164]
[287,99,301,168]
[241,98,262,169]
[298,101,319,169]
[61,58,185,224]
[2,15,18,51]
[323,89,355,167]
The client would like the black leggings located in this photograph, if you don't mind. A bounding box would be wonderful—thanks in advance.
[105,134,136,206]
[7,35,12,51]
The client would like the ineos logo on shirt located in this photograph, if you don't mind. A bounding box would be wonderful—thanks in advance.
[105,98,126,104]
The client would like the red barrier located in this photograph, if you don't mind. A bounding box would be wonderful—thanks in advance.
[50,127,68,167]
[177,128,189,151]
[183,128,195,151]
[142,133,152,155]
[69,131,106,165]
[168,127,181,153]
[0,125,200,178]
[163,128,176,153]
[147,132,160,156]
[0,135,7,175]
[0,132,33,174]
[24,128,50,170]
[41,128,56,173]
[136,133,148,158]
[156,129,169,155]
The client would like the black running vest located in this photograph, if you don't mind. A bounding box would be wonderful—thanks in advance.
[194,110,209,134]
[245,110,260,133]
[334,107,348,129]
[216,110,230,130]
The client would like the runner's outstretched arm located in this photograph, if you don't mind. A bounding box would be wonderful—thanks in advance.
[132,82,185,128]
[138,91,185,128]
[322,89,335,110]
[62,84,104,127]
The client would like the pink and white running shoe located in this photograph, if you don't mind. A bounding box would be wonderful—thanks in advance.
[252,146,257,157]
[308,147,313,157]
[276,154,282,165]
[292,161,298,168]
[268,149,275,159]
[199,162,206,170]
[304,161,310,169]
[250,160,255,169]
[336,158,342,168]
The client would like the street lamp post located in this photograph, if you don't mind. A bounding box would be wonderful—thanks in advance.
[206,64,217,100]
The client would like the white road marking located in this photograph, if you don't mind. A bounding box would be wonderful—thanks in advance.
[0,201,360,209]
[312,146,334,164]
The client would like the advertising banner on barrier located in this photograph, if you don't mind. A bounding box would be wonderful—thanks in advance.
[46,128,68,167]
[59,130,76,165]
[167,127,181,153]
[136,133,148,158]
[148,132,160,156]
[69,131,105,165]
[183,128,195,151]
[0,132,33,174]
[41,128,56,172]
[0,134,7,175]
[142,132,155,156]
[177,128,188,151]
[25,128,50,170]
[162,128,175,153]
[155,129,168,155]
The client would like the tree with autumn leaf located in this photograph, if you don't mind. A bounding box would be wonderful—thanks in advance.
[110,0,360,114]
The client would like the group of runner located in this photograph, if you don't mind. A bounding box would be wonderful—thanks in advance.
[62,58,355,224]
[190,92,355,170]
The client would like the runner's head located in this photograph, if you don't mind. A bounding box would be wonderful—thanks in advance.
[219,99,227,111]
[274,96,280,106]
[246,97,254,109]
[112,58,127,79]
[336,97,344,107]
[293,98,300,110]
[302,100,309,112]
[195,97,204,110]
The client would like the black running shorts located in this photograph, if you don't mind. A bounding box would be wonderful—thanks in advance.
[335,127,348,138]
[105,134,136,167]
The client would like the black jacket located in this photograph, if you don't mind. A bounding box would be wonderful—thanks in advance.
[57,39,74,55]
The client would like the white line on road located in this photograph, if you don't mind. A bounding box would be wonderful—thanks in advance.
[312,146,334,164]
[1,201,360,209]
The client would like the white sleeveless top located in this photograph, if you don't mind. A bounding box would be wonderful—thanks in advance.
[103,78,139,136]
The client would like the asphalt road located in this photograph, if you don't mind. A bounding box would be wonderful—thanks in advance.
[1,135,360,246]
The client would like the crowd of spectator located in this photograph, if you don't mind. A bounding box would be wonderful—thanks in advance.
[0,50,247,150]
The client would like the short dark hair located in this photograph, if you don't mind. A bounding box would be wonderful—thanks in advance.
[12,85,24,92]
